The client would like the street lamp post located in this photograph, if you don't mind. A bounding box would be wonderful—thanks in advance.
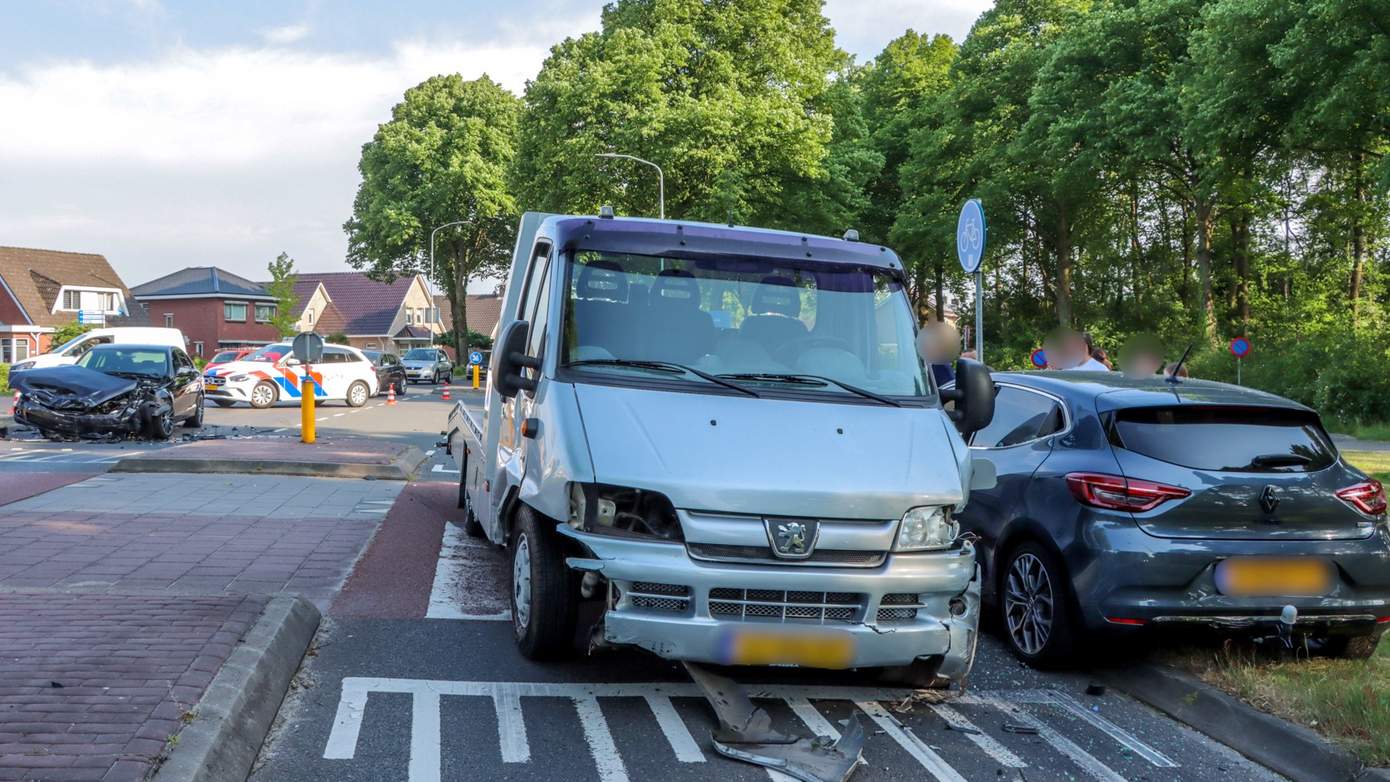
[429,220,467,346]
[595,153,664,219]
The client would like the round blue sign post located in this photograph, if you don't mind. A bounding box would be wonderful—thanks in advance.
[468,350,483,366]
[957,199,987,359]
[1228,337,1251,385]
[1030,348,1048,369]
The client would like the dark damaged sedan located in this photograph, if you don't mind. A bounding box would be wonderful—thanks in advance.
[953,371,1390,666]
[12,344,204,440]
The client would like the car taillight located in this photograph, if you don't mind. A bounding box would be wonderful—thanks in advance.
[1065,472,1190,512]
[1337,480,1387,516]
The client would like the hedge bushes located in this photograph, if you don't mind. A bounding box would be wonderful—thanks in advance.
[0,363,8,394]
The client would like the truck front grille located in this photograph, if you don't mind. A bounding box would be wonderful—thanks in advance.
[877,593,924,623]
[687,543,885,568]
[708,588,865,624]
[627,582,691,614]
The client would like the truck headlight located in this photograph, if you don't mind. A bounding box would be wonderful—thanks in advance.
[895,506,957,551]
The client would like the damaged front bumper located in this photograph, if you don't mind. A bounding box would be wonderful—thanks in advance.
[15,398,148,438]
[559,526,981,684]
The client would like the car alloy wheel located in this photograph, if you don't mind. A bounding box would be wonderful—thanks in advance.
[347,381,369,407]
[512,532,532,633]
[1004,552,1055,657]
[250,382,277,409]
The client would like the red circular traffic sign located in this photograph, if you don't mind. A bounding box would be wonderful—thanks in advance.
[1228,336,1252,358]
[1030,348,1048,368]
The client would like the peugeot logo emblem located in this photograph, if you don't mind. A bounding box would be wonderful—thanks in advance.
[1259,485,1281,515]
[766,519,820,559]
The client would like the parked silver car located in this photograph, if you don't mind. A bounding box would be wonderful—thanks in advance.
[401,348,452,384]
[448,212,997,689]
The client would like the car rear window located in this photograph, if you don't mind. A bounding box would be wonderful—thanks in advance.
[1110,405,1337,472]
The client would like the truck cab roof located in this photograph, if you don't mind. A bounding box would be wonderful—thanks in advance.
[537,214,904,272]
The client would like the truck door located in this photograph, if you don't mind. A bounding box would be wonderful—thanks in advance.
[503,247,554,477]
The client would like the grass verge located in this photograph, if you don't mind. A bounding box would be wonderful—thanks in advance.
[1162,450,1390,767]
[1326,418,1390,443]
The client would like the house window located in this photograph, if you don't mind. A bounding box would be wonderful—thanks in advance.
[306,307,315,324]
[98,292,117,312]
[255,304,275,323]
[224,302,248,322]
[164,313,174,328]
[62,290,81,310]
[193,341,204,357]
[14,339,29,361]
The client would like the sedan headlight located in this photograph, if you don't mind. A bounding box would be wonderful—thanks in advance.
[228,374,249,382]
[11,361,35,372]
[895,506,957,551]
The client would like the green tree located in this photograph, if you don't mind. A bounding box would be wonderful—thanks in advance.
[265,251,300,337]
[344,74,521,358]
[513,0,847,228]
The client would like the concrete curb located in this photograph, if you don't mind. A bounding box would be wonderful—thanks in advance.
[111,445,426,481]
[1100,663,1375,782]
[153,595,322,782]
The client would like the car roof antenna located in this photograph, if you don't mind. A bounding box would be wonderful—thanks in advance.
[1166,343,1193,384]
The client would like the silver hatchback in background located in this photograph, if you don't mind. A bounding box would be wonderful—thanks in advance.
[448,212,997,690]
[401,347,452,384]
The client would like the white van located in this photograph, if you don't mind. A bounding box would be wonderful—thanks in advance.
[10,327,187,372]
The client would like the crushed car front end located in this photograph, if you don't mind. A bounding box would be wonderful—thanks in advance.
[10,367,169,440]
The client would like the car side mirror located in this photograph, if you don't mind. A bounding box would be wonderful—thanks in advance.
[942,358,994,435]
[494,320,539,399]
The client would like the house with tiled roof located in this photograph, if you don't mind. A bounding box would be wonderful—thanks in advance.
[288,271,441,354]
[0,245,147,363]
[434,293,503,341]
[130,267,279,358]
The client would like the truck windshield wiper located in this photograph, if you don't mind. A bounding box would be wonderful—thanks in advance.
[1250,453,1313,468]
[717,372,901,407]
[566,359,759,398]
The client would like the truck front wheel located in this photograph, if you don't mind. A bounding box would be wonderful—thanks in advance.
[510,505,578,660]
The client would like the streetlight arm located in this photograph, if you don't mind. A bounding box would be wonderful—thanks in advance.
[595,153,665,220]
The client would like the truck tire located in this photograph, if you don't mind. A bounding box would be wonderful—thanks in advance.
[510,505,578,660]
[458,459,485,538]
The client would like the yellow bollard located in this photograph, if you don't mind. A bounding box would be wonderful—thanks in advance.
[301,376,316,444]
[472,363,480,389]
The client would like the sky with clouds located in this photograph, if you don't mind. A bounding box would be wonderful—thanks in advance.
[0,0,992,289]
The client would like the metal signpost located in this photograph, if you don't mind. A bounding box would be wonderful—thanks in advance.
[1228,336,1252,385]
[469,350,484,389]
[292,332,325,444]
[957,199,987,360]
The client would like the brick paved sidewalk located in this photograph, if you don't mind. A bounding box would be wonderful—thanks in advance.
[0,593,266,782]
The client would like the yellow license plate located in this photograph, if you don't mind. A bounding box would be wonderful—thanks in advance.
[724,630,855,669]
[1216,558,1333,597]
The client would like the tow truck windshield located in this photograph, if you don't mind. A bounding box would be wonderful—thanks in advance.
[560,250,931,400]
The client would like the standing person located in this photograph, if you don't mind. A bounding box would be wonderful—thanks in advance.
[1047,328,1109,372]
[1082,332,1114,370]
[916,321,960,387]
[1120,334,1165,377]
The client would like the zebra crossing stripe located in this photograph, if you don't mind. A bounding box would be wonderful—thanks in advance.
[929,701,1026,768]
[574,696,627,782]
[970,693,1126,782]
[644,694,704,762]
[856,701,968,782]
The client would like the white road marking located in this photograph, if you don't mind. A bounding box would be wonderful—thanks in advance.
[272,428,287,433]
[573,696,627,782]
[644,694,703,762]
[410,688,442,782]
[333,413,346,418]
[856,701,967,782]
[929,702,1026,768]
[425,449,436,457]
[425,523,509,621]
[971,694,1127,782]
[431,465,459,475]
[493,686,530,763]
[1040,690,1178,767]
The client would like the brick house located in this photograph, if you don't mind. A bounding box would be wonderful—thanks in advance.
[288,272,442,354]
[130,267,280,359]
[0,245,147,363]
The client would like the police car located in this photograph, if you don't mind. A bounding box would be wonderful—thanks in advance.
[203,342,379,409]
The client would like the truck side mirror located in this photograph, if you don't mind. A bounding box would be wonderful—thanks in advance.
[494,319,539,399]
[942,358,994,435]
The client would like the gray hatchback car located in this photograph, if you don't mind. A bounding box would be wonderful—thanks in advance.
[954,371,1390,666]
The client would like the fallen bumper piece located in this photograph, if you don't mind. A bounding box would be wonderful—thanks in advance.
[686,662,865,782]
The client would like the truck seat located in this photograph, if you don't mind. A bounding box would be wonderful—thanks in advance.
[739,276,809,354]
[636,270,715,363]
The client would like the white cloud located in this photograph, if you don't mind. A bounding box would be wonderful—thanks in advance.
[823,0,992,60]
[260,22,311,46]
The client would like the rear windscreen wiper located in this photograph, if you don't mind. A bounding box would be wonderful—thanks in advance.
[1250,453,1313,468]
[718,372,901,407]
[566,359,758,398]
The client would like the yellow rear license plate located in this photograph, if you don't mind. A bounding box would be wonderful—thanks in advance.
[723,629,855,669]
[1216,558,1333,597]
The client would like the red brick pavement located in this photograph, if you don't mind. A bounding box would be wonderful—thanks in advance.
[0,512,375,609]
[0,592,265,782]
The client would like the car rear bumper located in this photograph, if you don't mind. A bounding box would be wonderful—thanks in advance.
[1074,520,1390,631]
[558,526,980,680]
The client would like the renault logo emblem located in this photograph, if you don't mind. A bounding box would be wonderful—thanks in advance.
[1259,485,1281,515]
[766,518,820,559]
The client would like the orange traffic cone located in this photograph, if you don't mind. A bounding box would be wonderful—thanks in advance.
[441,386,451,401]
[387,385,397,406]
